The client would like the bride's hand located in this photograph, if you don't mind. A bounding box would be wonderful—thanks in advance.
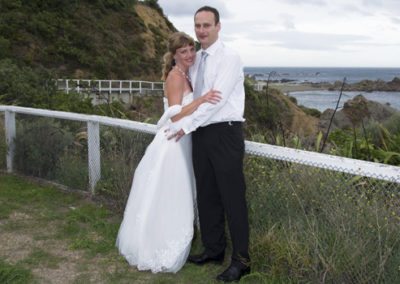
[201,89,221,104]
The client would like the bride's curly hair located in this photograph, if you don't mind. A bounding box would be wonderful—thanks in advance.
[161,32,195,81]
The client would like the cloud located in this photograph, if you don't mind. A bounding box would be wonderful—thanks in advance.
[158,0,400,66]
[158,0,231,18]
[362,0,382,7]
[391,17,400,25]
[280,0,327,6]
[279,14,296,30]
[336,4,374,16]
[257,31,371,51]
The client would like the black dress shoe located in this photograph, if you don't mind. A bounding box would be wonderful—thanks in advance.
[216,263,250,282]
[187,251,224,265]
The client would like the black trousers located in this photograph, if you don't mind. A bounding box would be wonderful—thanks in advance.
[192,121,250,263]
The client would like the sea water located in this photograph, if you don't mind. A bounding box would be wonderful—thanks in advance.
[244,67,400,84]
[288,90,400,111]
[244,67,400,111]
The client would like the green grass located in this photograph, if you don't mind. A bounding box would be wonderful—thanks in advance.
[0,173,264,283]
[2,158,400,283]
[0,260,34,284]
[19,248,65,269]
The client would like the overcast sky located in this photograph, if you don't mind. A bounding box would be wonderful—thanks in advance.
[158,0,400,67]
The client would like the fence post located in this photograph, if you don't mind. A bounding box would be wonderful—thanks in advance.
[87,120,101,194]
[66,79,69,94]
[5,110,16,173]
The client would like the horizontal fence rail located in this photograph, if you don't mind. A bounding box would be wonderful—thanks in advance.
[57,79,165,95]
[57,79,265,93]
[1,105,399,192]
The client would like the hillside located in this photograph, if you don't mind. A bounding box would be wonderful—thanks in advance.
[0,0,175,80]
[244,82,319,145]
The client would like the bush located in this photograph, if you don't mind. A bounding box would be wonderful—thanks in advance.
[14,118,74,179]
[299,105,321,118]
[0,59,59,107]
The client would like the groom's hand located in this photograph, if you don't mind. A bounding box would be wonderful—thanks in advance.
[167,129,185,142]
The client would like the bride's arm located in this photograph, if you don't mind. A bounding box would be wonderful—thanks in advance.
[171,89,220,122]
[165,73,220,122]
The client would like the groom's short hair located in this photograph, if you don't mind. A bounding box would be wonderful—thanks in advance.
[195,6,220,25]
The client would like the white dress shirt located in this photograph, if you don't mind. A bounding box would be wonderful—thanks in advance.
[180,39,245,134]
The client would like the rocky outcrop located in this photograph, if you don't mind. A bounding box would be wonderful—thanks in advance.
[318,95,399,131]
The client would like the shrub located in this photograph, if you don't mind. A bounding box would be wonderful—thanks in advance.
[299,105,321,118]
[14,117,74,179]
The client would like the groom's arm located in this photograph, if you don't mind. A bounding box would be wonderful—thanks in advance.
[182,51,243,134]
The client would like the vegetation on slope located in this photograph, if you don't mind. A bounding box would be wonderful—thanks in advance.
[0,0,175,79]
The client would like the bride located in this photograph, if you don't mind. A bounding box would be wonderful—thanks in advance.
[116,32,221,273]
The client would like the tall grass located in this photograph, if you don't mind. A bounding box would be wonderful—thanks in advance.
[245,156,400,282]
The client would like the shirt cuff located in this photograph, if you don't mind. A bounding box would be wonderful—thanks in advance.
[181,117,194,134]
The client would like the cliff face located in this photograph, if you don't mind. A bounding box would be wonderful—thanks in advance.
[0,1,176,80]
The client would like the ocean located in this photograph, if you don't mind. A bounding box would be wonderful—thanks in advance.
[244,67,400,111]
[244,67,400,84]
[289,90,400,112]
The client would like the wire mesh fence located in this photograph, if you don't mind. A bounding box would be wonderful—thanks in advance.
[245,155,400,282]
[11,114,88,190]
[0,106,400,282]
[95,125,154,211]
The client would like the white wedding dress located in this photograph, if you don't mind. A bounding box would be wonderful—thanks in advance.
[116,93,195,273]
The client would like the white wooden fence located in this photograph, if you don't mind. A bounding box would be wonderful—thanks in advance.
[1,105,399,193]
[57,79,266,94]
[57,79,165,94]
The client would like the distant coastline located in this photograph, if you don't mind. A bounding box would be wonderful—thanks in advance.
[289,90,400,112]
[244,66,400,84]
[244,67,400,112]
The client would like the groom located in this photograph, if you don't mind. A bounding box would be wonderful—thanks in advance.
[169,5,250,282]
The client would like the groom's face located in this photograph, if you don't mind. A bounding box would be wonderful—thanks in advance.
[194,11,220,49]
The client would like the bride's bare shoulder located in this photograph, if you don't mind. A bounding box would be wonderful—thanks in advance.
[164,71,185,99]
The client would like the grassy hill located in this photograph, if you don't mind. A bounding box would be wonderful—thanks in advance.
[0,0,175,80]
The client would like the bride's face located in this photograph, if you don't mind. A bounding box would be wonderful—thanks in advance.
[174,44,196,70]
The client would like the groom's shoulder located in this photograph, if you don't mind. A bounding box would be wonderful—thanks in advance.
[219,42,241,59]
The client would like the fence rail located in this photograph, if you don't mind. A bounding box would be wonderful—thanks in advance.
[1,105,399,193]
[57,79,165,94]
[57,79,267,94]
